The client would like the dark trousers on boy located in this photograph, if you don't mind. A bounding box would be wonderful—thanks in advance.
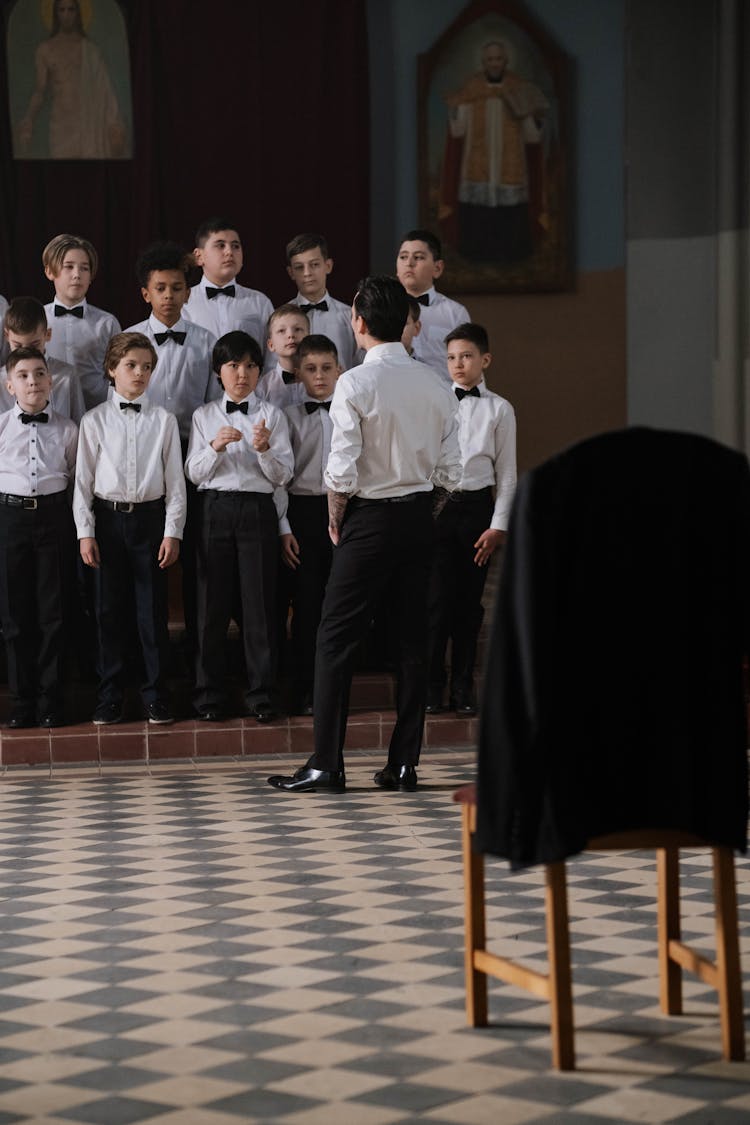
[427,487,494,702]
[285,494,332,708]
[311,492,433,771]
[0,492,75,717]
[195,490,278,712]
[93,499,170,707]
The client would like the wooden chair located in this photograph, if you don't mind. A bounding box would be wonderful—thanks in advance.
[454,783,745,1070]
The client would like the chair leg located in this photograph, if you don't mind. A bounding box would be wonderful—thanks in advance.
[545,862,574,1070]
[462,804,488,1026]
[657,846,682,1014]
[712,847,745,1061]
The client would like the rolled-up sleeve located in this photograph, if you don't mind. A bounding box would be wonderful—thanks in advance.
[324,378,363,495]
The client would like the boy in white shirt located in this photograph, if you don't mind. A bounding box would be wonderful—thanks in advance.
[286,233,358,371]
[125,241,217,447]
[1,297,85,423]
[277,334,341,714]
[186,331,294,724]
[256,305,309,409]
[184,216,273,348]
[74,332,186,726]
[427,322,516,716]
[396,228,470,383]
[43,233,121,409]
[0,347,78,729]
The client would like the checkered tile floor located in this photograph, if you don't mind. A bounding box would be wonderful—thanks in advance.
[0,751,746,1123]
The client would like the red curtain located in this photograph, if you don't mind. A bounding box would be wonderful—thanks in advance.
[0,0,370,326]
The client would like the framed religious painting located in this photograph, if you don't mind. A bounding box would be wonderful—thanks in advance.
[6,0,133,159]
[418,0,569,293]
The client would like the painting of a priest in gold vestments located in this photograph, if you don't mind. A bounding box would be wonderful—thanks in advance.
[441,39,549,264]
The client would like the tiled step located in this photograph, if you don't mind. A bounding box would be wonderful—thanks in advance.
[0,707,478,768]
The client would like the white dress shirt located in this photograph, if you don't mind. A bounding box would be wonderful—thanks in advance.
[275,397,333,535]
[453,381,517,531]
[0,356,85,424]
[325,342,461,499]
[0,406,77,497]
[411,287,471,383]
[183,275,274,346]
[185,393,294,494]
[256,362,307,410]
[73,391,186,540]
[290,291,360,371]
[124,314,219,442]
[45,298,121,410]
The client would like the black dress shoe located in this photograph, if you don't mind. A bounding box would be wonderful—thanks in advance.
[424,691,444,715]
[373,763,418,791]
[146,700,174,725]
[92,701,123,725]
[7,707,35,730]
[295,693,314,716]
[251,701,276,724]
[197,707,225,722]
[267,766,346,792]
[451,692,478,716]
[39,713,65,729]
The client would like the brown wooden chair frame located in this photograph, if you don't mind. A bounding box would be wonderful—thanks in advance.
[455,786,745,1070]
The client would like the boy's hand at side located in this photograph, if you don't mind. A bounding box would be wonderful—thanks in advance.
[473,528,505,566]
[158,537,180,569]
[80,537,100,568]
[211,427,242,452]
[252,418,271,453]
[281,533,301,569]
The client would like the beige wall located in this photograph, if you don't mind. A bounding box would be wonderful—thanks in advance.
[457,268,626,472]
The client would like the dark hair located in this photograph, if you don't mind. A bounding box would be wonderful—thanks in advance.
[6,346,48,374]
[406,296,422,322]
[353,276,409,343]
[104,332,158,385]
[297,334,339,363]
[399,228,442,260]
[194,217,241,247]
[285,233,330,263]
[445,322,490,353]
[5,296,47,336]
[212,331,264,377]
[136,242,194,288]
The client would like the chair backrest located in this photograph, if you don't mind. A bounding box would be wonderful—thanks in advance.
[477,426,750,866]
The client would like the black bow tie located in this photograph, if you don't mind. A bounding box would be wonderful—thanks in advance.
[20,411,48,424]
[226,400,249,415]
[455,386,480,401]
[299,300,329,313]
[54,304,84,318]
[154,330,186,346]
[206,285,236,299]
[281,370,296,385]
[416,293,430,307]
[119,401,141,412]
[304,400,331,414]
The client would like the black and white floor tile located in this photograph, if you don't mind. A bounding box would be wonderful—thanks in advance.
[0,751,745,1123]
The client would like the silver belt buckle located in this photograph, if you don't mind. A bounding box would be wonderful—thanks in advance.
[23,497,38,510]
[116,501,135,514]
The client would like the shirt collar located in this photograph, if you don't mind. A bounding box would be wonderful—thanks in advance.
[223,391,258,411]
[112,390,148,409]
[148,313,187,333]
[200,274,237,292]
[53,296,87,312]
[295,289,330,304]
[14,402,50,419]
[363,341,411,364]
